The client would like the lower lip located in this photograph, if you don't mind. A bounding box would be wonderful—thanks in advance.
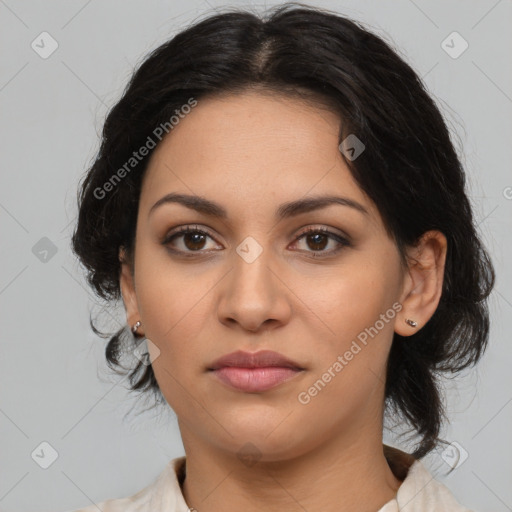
[210,367,303,392]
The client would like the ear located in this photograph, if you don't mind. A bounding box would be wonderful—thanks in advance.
[119,246,143,336]
[395,230,448,336]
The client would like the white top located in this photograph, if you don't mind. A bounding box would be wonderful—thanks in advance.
[66,454,474,512]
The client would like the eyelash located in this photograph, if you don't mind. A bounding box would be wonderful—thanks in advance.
[162,225,351,258]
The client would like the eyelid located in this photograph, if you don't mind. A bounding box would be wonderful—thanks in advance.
[294,224,350,241]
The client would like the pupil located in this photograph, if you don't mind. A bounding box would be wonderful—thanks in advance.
[185,233,206,250]
[308,233,327,250]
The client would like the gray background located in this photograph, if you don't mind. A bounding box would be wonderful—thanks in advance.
[1,1,511,511]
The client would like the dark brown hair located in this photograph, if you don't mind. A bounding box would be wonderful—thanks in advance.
[72,2,495,459]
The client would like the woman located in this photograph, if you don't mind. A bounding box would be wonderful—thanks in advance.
[69,3,495,511]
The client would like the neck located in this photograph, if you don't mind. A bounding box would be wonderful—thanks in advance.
[180,427,406,512]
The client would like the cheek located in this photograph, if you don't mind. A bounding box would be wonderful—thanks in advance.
[294,256,401,410]
[135,238,211,328]
[134,259,214,415]
[133,244,215,369]
[302,260,398,347]
[293,270,398,428]
[137,285,213,368]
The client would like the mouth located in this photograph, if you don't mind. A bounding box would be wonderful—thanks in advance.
[210,366,304,392]
[207,350,305,393]
[208,349,305,371]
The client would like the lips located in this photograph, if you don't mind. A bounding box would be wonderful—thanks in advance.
[208,350,305,393]
[208,350,304,371]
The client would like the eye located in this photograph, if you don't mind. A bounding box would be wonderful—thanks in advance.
[290,226,351,257]
[162,225,351,258]
[162,225,221,254]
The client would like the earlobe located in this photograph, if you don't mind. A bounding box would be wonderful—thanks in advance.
[395,230,448,336]
[119,246,142,333]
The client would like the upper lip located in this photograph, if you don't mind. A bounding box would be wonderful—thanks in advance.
[208,350,304,371]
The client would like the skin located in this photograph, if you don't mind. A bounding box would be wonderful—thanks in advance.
[119,90,447,512]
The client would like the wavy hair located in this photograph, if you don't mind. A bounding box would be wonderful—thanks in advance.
[71,3,495,459]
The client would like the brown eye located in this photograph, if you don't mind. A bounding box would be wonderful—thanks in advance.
[292,227,351,257]
[305,232,329,251]
[162,225,220,254]
[182,232,207,250]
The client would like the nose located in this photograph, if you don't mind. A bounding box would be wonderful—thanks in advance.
[216,246,292,333]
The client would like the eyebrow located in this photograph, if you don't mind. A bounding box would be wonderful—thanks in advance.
[148,192,369,219]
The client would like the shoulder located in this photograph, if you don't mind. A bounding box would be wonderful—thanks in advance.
[384,444,475,511]
[63,456,189,512]
[397,458,475,511]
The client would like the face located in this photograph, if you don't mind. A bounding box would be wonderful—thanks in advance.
[121,90,415,461]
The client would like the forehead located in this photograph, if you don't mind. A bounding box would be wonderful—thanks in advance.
[151,90,341,164]
[140,90,378,222]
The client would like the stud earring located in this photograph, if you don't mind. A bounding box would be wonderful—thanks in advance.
[405,318,417,328]
[131,320,141,333]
